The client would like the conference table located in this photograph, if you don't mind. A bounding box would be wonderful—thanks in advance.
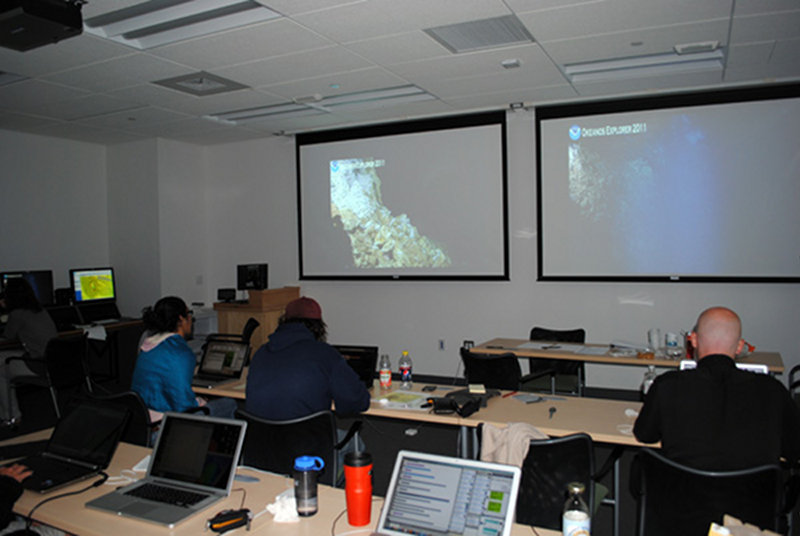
[2,431,559,536]
[474,337,785,374]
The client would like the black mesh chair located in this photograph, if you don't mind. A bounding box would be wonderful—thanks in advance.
[631,448,787,536]
[460,347,540,391]
[7,333,93,420]
[528,327,586,395]
[516,433,618,534]
[789,364,800,407]
[234,409,361,487]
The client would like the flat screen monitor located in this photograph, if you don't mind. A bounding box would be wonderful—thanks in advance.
[333,344,378,390]
[70,267,116,303]
[1,270,54,306]
[236,263,268,291]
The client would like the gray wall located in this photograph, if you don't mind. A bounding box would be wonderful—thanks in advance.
[2,112,798,390]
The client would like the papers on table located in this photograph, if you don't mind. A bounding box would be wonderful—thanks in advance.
[517,342,584,352]
[373,391,429,411]
[575,346,611,356]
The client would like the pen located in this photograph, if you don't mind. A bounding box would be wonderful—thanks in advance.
[502,391,518,398]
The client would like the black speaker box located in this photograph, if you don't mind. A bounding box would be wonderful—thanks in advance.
[0,0,83,52]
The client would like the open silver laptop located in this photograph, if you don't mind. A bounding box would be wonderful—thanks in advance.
[86,412,246,528]
[191,339,249,388]
[373,451,521,536]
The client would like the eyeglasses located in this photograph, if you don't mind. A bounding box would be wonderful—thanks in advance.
[185,310,194,317]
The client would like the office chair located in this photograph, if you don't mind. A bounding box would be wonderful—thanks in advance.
[516,433,619,535]
[631,448,787,536]
[234,409,361,487]
[789,364,800,407]
[7,333,93,420]
[85,390,156,447]
[460,347,540,391]
[528,327,586,396]
[202,317,259,364]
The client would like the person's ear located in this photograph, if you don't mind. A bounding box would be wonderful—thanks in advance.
[736,339,745,355]
[688,331,698,347]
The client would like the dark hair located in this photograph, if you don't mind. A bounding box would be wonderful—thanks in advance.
[141,296,188,333]
[279,316,328,342]
[4,278,42,312]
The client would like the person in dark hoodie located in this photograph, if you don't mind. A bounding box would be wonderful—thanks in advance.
[245,296,370,420]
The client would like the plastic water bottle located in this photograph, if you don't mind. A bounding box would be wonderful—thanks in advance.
[379,354,392,389]
[398,350,412,389]
[641,365,657,396]
[562,481,591,536]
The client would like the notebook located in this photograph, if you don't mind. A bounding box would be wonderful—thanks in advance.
[191,339,249,388]
[373,450,522,536]
[86,412,247,528]
[10,399,130,493]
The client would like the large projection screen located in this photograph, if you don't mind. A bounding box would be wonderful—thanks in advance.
[297,112,508,280]
[536,83,800,283]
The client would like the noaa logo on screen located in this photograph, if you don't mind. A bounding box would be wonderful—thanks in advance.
[569,125,581,140]
[330,161,340,172]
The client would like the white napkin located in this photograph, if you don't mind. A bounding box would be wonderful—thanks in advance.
[266,489,299,523]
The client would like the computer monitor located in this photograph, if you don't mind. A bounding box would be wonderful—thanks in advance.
[333,345,378,390]
[236,264,268,291]
[1,270,54,306]
[70,267,116,303]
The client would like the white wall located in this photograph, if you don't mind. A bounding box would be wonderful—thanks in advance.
[0,129,107,290]
[193,111,800,389]
[2,120,798,391]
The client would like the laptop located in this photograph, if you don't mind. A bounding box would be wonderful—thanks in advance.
[86,412,247,528]
[9,399,130,493]
[373,450,522,536]
[191,338,249,388]
[334,344,378,390]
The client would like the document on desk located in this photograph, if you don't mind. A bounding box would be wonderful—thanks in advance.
[575,346,611,356]
[517,342,583,353]
[374,391,429,410]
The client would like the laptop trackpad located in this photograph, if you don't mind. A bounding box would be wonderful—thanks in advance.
[121,502,160,517]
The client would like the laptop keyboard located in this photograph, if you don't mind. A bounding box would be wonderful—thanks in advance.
[125,483,208,507]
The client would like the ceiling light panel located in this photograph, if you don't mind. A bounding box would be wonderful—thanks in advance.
[565,50,724,83]
[84,0,281,50]
[424,15,534,54]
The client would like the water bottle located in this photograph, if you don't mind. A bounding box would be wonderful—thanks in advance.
[379,354,392,389]
[641,365,657,396]
[294,455,324,516]
[562,481,591,536]
[398,350,412,390]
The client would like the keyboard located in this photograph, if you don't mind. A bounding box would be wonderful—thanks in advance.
[124,483,208,507]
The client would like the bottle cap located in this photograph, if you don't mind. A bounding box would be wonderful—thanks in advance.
[567,481,585,494]
[294,456,325,471]
[344,452,372,467]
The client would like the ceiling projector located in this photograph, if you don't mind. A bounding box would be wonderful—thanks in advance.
[0,0,83,52]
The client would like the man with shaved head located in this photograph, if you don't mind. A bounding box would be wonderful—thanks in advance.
[634,306,800,470]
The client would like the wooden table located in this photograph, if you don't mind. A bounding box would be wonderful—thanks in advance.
[475,337,785,374]
[2,432,558,536]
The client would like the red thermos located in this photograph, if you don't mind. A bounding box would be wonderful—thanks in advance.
[344,451,372,526]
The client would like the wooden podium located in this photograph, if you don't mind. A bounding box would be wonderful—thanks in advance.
[213,286,300,351]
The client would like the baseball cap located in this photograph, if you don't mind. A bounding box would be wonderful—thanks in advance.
[284,296,322,320]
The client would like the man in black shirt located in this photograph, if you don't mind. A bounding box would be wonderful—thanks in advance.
[634,306,800,470]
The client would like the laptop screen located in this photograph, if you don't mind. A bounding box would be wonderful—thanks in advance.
[377,451,521,536]
[48,400,129,467]
[199,340,248,376]
[149,414,245,492]
[334,344,378,390]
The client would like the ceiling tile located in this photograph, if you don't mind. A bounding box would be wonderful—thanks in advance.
[0,34,134,78]
[217,46,374,88]
[264,67,408,100]
[150,19,334,70]
[293,0,511,43]
[0,80,89,112]
[75,106,191,129]
[41,54,195,93]
[731,11,800,43]
[344,32,452,65]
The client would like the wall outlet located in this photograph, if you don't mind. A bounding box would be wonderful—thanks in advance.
[438,339,445,351]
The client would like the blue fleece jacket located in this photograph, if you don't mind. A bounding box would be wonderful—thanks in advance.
[131,333,198,412]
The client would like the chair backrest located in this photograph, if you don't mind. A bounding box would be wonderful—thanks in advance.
[86,391,154,447]
[516,433,595,530]
[235,409,339,486]
[460,348,522,390]
[44,334,90,391]
[241,317,260,344]
[529,327,586,344]
[632,448,783,536]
